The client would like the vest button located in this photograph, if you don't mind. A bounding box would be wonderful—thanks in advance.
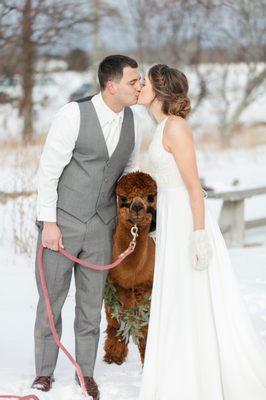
[104,178,108,182]
[106,161,111,167]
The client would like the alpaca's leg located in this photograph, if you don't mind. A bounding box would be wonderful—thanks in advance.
[138,326,148,365]
[103,308,129,365]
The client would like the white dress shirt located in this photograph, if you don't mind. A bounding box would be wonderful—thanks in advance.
[37,92,141,222]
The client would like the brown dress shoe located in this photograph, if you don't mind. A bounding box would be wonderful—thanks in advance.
[76,376,100,400]
[31,376,54,392]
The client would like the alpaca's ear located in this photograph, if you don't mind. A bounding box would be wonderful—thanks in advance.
[149,209,157,233]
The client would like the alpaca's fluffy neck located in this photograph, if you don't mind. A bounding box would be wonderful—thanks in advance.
[114,222,150,266]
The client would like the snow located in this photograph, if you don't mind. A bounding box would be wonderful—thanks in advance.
[196,146,266,228]
[0,144,266,399]
[0,243,265,399]
[0,71,91,139]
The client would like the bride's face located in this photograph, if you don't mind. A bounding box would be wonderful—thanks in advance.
[137,74,155,106]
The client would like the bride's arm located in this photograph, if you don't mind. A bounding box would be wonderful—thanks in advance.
[163,116,204,231]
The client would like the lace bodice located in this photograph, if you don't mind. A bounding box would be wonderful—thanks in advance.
[147,117,186,189]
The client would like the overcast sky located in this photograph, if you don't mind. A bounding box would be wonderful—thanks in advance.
[63,0,150,54]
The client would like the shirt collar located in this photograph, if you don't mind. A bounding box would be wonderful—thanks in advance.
[92,92,124,126]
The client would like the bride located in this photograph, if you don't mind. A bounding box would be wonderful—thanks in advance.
[137,64,266,399]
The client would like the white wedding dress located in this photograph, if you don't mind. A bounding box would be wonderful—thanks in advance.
[138,117,266,400]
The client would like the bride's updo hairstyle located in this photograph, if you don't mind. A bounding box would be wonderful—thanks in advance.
[148,64,191,119]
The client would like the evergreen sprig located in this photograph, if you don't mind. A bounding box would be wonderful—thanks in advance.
[104,281,151,345]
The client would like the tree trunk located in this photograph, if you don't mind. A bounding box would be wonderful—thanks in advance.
[20,0,35,143]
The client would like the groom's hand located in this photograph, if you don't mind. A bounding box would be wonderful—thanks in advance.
[42,222,64,251]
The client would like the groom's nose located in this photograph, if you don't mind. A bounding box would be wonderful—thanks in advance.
[135,81,142,92]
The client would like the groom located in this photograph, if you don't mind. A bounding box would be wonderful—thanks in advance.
[32,54,142,399]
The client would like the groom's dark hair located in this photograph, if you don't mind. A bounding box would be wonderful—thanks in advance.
[98,54,138,90]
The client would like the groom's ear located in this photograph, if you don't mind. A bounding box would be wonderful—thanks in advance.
[149,209,157,233]
[106,80,117,95]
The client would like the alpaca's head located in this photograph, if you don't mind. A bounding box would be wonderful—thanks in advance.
[116,171,157,232]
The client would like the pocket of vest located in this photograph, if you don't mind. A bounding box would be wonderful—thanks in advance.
[109,215,117,226]
[58,181,84,194]
[57,183,95,222]
[56,208,81,224]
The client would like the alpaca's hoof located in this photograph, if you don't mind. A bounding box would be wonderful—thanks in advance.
[103,354,125,365]
[103,355,113,364]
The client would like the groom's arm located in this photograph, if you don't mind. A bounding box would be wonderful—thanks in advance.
[37,102,80,222]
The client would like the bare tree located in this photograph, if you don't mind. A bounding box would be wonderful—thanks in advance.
[125,0,265,143]
[0,0,119,142]
[214,0,266,144]
[125,0,212,114]
[126,0,164,69]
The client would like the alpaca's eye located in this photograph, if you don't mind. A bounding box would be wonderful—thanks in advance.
[120,195,127,202]
[147,195,154,202]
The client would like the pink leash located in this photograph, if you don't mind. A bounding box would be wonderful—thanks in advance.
[0,397,39,400]
[0,226,138,399]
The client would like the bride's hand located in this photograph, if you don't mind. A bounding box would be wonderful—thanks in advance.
[189,229,212,271]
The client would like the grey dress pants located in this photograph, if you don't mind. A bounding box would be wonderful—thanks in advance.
[34,208,116,377]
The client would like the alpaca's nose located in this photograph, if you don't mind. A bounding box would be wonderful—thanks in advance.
[131,203,144,213]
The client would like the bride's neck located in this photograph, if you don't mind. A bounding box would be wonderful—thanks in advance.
[148,101,168,124]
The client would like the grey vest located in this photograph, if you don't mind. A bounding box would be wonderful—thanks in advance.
[56,97,135,224]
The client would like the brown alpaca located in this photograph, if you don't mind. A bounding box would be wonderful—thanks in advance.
[104,171,157,365]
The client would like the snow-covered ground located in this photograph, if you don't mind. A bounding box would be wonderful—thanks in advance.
[0,142,266,399]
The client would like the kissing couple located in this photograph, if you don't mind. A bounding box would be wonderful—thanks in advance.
[32,55,266,399]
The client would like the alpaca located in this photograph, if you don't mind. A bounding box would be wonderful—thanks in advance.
[104,171,157,365]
